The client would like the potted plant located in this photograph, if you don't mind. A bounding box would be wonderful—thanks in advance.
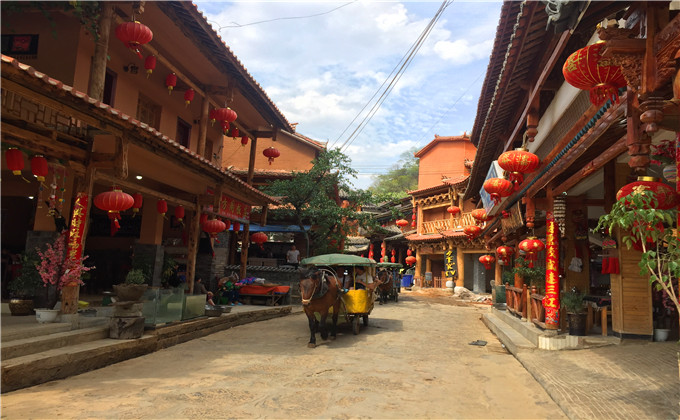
[512,257,545,292]
[35,232,94,322]
[113,269,149,302]
[7,251,42,316]
[562,289,587,336]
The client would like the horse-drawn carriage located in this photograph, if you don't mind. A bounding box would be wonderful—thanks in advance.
[299,254,378,346]
[376,262,402,304]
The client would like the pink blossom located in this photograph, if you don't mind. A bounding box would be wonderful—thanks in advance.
[36,232,94,291]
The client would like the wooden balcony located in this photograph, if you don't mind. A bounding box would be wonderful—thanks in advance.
[420,212,478,234]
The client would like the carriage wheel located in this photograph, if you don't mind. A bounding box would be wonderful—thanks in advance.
[362,314,369,326]
[352,316,360,335]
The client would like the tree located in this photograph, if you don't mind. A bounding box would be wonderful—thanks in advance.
[264,149,378,256]
[368,148,419,198]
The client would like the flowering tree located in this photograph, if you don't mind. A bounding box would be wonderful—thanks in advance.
[36,232,94,308]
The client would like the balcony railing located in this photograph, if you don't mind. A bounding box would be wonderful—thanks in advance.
[420,212,477,234]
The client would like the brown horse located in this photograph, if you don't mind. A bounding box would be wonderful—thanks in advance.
[376,269,392,305]
[299,268,342,348]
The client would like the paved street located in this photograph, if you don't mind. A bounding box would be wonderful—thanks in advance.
[2,292,565,419]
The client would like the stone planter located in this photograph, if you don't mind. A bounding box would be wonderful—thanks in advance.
[9,298,34,316]
[654,328,670,342]
[567,312,587,336]
[113,284,148,302]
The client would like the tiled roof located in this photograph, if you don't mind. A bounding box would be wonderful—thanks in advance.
[414,133,472,157]
[408,175,469,196]
[229,168,295,178]
[1,54,277,204]
[405,231,467,242]
[282,131,327,150]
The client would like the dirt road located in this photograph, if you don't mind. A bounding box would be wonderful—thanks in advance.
[2,290,566,419]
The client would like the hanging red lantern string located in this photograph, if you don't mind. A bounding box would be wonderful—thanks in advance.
[405,255,416,266]
[483,177,514,205]
[232,222,240,232]
[220,120,230,135]
[229,127,240,138]
[616,176,679,210]
[251,232,268,250]
[406,249,412,256]
[165,73,177,94]
[562,41,626,106]
[183,89,194,107]
[144,55,156,78]
[94,188,134,236]
[498,148,540,190]
[446,205,461,216]
[157,199,168,218]
[479,254,496,270]
[240,136,249,147]
[463,225,481,241]
[411,211,416,228]
[496,246,514,265]
[174,205,185,226]
[518,237,545,268]
[263,147,280,165]
[30,155,48,183]
[115,21,153,59]
[131,193,143,216]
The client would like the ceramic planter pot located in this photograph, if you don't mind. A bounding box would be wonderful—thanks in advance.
[9,298,34,316]
[35,308,59,323]
[567,312,587,336]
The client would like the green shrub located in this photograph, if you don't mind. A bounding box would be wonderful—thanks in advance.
[561,290,585,313]
[124,269,147,285]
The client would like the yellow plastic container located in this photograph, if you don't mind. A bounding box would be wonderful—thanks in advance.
[342,289,373,314]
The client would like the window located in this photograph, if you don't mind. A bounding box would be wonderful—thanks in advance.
[176,118,191,148]
[102,69,117,106]
[136,93,161,130]
[1,34,39,58]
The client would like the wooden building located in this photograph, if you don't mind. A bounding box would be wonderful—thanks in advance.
[1,2,297,299]
[465,1,679,339]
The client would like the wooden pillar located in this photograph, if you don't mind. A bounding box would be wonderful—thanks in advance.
[185,198,200,295]
[247,137,258,185]
[197,96,209,158]
[456,246,464,287]
[87,3,113,101]
[415,249,422,283]
[239,223,250,280]
[494,258,502,286]
[139,196,163,245]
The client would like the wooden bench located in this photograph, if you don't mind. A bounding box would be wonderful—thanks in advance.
[238,285,291,306]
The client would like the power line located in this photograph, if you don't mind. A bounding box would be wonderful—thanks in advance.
[206,1,357,30]
[332,0,453,153]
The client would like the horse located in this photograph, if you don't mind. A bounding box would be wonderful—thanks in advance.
[376,269,393,305]
[299,268,342,348]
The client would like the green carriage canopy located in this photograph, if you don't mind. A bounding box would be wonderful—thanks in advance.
[301,253,377,267]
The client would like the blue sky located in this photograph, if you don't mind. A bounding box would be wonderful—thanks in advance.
[196,1,503,189]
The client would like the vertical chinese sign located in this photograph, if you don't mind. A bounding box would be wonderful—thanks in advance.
[67,193,88,262]
[543,212,559,329]
[445,249,456,278]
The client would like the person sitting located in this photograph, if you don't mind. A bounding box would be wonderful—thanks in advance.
[194,277,215,306]
[354,266,374,290]
[218,273,242,306]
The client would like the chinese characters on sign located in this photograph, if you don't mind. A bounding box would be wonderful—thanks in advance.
[219,193,251,222]
[67,193,88,262]
[543,214,560,328]
[445,250,457,278]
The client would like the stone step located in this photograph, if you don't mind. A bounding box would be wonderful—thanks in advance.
[481,311,536,356]
[490,307,548,346]
[1,325,110,361]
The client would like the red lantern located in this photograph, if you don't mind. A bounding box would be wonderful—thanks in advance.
[157,199,167,216]
[174,206,185,224]
[406,249,412,256]
[232,222,240,231]
[446,206,461,216]
[30,155,48,182]
[463,225,481,241]
[263,147,280,165]
[368,251,374,259]
[396,219,409,228]
[115,21,153,59]
[471,209,491,225]
[229,127,240,138]
[391,249,396,256]
[479,254,496,270]
[94,188,134,236]
[184,89,194,106]
[390,256,396,263]
[214,107,237,123]
[132,193,143,214]
[220,120,230,135]
[498,148,540,190]
[616,177,678,210]
[483,177,514,205]
[241,136,249,147]
[251,232,268,249]
[223,220,232,230]
[405,256,416,266]
[5,148,24,176]
[165,73,177,94]
[518,237,545,268]
[202,218,226,239]
[501,210,511,219]
[496,246,514,265]
[563,42,626,106]
[144,55,156,78]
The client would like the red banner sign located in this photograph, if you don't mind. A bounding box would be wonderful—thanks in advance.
[67,193,88,262]
[219,193,251,221]
[543,214,560,328]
